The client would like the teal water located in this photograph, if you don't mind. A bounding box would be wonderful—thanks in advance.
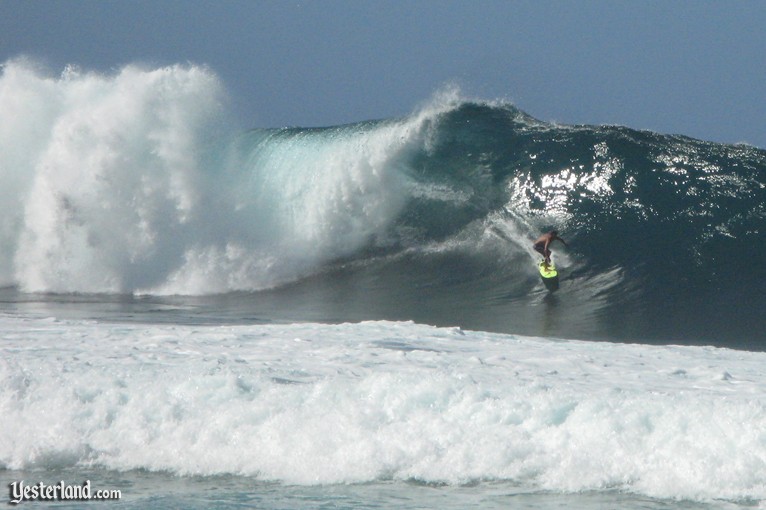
[2,62,764,345]
[2,469,748,509]
[2,62,766,509]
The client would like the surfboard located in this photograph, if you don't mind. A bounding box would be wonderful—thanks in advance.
[538,260,557,278]
[538,260,559,291]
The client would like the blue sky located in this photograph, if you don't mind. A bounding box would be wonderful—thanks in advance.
[1,0,765,147]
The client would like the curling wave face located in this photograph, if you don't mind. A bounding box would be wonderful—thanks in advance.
[1,61,765,345]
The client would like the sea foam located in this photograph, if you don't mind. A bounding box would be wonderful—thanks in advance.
[1,60,226,292]
[1,315,765,502]
[0,61,458,295]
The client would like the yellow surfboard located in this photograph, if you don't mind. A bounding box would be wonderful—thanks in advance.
[538,261,558,279]
[538,260,559,291]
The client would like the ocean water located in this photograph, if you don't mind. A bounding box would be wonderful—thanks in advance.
[1,60,765,508]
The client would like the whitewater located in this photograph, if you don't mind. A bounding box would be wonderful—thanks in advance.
[1,60,766,508]
[2,315,766,508]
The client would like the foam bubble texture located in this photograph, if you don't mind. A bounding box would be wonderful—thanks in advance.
[1,316,765,502]
[0,61,459,294]
[1,61,226,292]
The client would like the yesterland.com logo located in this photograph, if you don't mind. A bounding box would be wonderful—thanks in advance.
[7,480,121,505]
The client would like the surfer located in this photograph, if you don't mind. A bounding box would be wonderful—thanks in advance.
[533,230,567,265]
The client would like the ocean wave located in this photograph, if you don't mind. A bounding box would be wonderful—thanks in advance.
[1,317,765,502]
[1,60,765,344]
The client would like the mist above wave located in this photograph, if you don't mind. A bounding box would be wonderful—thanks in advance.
[0,61,458,294]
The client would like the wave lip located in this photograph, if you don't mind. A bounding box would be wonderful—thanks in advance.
[1,60,226,293]
[2,317,766,502]
[0,61,465,295]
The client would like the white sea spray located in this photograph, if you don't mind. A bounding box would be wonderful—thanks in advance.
[1,316,765,502]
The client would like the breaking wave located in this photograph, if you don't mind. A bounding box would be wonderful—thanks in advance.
[1,60,765,345]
